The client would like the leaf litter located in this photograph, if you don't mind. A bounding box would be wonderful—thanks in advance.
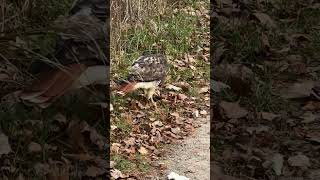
[212,0,320,179]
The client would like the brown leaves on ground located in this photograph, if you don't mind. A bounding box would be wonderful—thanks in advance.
[111,78,209,176]
[111,86,209,178]
[0,113,108,179]
[111,85,208,156]
[212,0,320,179]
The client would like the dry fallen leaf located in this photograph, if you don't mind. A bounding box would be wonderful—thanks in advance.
[138,147,148,155]
[110,161,116,169]
[306,131,320,144]
[171,127,181,134]
[193,110,199,118]
[301,112,319,123]
[220,101,248,119]
[110,104,114,111]
[111,125,117,130]
[170,112,180,118]
[199,86,209,94]
[124,137,135,146]
[288,154,310,168]
[178,93,188,100]
[281,81,315,99]
[28,142,42,153]
[253,12,277,29]
[111,143,121,153]
[211,80,230,93]
[200,110,208,115]
[153,120,163,127]
[271,153,284,176]
[85,166,105,177]
[261,112,279,121]
[0,132,11,156]
[174,82,191,91]
[111,169,125,179]
[213,64,253,96]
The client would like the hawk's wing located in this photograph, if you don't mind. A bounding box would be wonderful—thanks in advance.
[116,54,167,95]
[128,54,167,83]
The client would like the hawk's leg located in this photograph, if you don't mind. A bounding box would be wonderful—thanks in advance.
[147,87,158,110]
[143,89,148,98]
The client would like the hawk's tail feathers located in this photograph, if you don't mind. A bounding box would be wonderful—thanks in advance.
[116,82,137,95]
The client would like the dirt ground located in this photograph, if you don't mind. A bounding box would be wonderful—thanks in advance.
[147,113,210,180]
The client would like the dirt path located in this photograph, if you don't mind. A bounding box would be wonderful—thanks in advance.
[158,116,210,180]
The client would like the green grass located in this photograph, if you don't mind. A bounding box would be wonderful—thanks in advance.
[219,69,289,113]
[111,0,207,105]
[119,10,199,63]
[244,81,285,112]
[213,21,266,63]
[111,0,209,87]
[114,119,132,136]
[112,155,137,172]
[111,154,151,173]
[136,156,151,172]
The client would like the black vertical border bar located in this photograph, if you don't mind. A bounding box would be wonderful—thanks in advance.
[105,0,111,179]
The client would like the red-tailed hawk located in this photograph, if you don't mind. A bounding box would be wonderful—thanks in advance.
[19,0,108,108]
[117,54,167,107]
